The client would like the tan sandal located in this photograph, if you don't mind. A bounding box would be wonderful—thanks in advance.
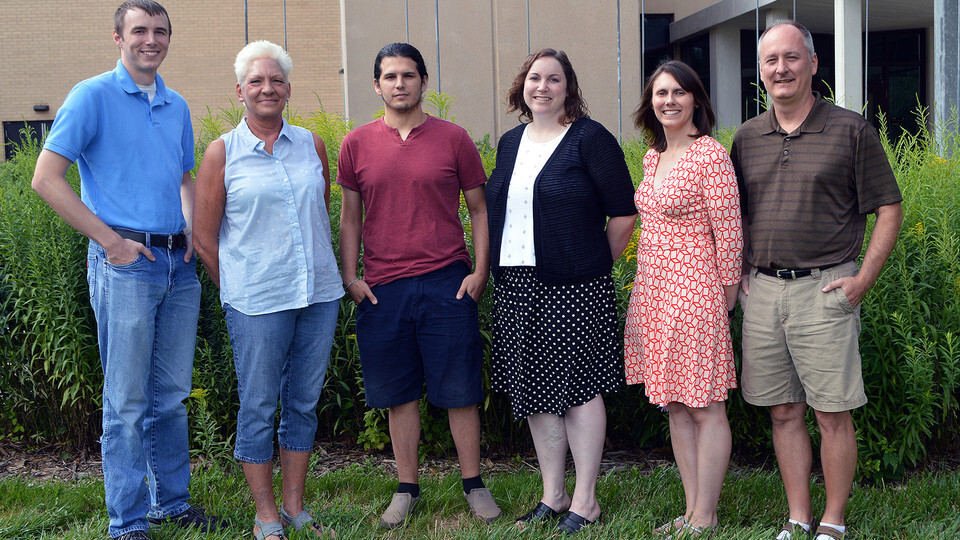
[777,520,811,540]
[814,524,845,539]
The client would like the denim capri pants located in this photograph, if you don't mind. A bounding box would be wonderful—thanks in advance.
[225,299,340,463]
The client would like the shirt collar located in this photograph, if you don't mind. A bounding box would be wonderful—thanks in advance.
[378,114,432,137]
[761,91,828,135]
[114,59,168,104]
[236,116,293,152]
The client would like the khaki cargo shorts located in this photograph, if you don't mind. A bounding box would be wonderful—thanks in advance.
[740,261,866,412]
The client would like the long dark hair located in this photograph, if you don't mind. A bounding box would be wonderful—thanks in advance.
[633,60,715,152]
[506,48,588,125]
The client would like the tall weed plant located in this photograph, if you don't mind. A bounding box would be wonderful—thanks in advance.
[1,100,958,482]
[0,127,101,449]
[854,108,960,479]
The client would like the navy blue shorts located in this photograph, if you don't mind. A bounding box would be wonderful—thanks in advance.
[356,261,484,409]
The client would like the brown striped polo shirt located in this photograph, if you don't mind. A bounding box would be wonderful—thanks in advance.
[730,94,902,270]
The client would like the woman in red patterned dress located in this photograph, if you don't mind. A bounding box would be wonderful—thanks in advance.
[624,60,742,536]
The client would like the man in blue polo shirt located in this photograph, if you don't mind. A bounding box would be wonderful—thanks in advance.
[31,2,217,539]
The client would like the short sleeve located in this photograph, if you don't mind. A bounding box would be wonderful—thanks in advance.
[729,131,749,218]
[854,123,902,213]
[180,104,195,172]
[42,82,98,163]
[336,133,359,191]
[455,129,487,191]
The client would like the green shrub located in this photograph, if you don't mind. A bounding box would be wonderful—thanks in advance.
[0,126,101,449]
[853,108,960,480]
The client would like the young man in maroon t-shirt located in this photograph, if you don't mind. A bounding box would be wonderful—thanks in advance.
[337,42,500,529]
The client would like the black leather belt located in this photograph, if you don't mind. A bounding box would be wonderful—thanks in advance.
[113,228,187,250]
[755,263,839,280]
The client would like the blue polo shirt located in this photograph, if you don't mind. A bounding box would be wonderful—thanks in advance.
[43,60,195,234]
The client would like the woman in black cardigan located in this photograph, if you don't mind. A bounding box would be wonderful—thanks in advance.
[486,48,637,534]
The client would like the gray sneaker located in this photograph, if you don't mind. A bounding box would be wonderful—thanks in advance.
[465,487,502,523]
[379,492,420,529]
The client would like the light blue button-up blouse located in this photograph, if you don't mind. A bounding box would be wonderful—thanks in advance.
[218,118,343,315]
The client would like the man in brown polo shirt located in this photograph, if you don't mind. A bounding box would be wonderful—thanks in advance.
[731,21,902,540]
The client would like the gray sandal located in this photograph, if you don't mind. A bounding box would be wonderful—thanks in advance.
[281,507,334,537]
[254,515,285,540]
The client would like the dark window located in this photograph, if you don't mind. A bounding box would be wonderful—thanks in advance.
[642,14,674,81]
[3,120,52,161]
[866,29,926,139]
[678,34,710,98]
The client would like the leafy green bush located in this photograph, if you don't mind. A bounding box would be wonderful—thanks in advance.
[1,101,958,482]
[0,127,101,449]
[853,108,960,480]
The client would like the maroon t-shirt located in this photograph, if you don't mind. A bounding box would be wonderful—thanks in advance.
[337,116,486,286]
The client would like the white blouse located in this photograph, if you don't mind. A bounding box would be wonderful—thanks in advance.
[499,125,569,266]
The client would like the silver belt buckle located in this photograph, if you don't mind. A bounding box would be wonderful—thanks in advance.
[167,235,174,249]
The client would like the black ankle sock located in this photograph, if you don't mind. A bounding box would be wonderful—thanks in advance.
[461,475,485,494]
[397,482,420,498]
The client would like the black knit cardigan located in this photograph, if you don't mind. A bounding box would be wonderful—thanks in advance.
[486,117,637,285]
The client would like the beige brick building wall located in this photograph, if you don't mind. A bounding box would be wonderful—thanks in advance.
[0,0,343,158]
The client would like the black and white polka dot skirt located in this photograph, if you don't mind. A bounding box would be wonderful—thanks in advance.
[491,267,623,420]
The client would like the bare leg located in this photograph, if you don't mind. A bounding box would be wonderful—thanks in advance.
[564,395,605,522]
[448,404,481,479]
[685,401,731,529]
[666,403,698,522]
[279,448,333,537]
[770,402,814,526]
[526,413,572,514]
[814,410,856,527]
[279,448,309,516]
[242,461,282,539]
[388,400,422,484]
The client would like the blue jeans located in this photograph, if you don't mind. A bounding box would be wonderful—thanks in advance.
[87,241,201,538]
[225,300,340,463]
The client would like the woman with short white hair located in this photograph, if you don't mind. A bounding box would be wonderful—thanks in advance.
[194,40,341,540]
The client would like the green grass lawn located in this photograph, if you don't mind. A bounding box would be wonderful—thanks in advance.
[2,458,959,539]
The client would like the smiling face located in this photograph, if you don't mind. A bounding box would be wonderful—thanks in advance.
[113,8,170,85]
[374,56,426,113]
[237,58,290,120]
[523,56,567,123]
[651,72,696,135]
[759,24,818,108]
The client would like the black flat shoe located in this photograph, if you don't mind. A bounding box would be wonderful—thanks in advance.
[516,502,564,524]
[556,510,602,535]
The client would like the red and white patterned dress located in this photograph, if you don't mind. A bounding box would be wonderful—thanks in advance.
[624,136,742,407]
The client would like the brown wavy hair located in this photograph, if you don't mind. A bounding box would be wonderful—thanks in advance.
[633,60,715,152]
[506,48,588,125]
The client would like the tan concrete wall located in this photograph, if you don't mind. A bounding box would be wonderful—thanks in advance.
[1,0,342,158]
